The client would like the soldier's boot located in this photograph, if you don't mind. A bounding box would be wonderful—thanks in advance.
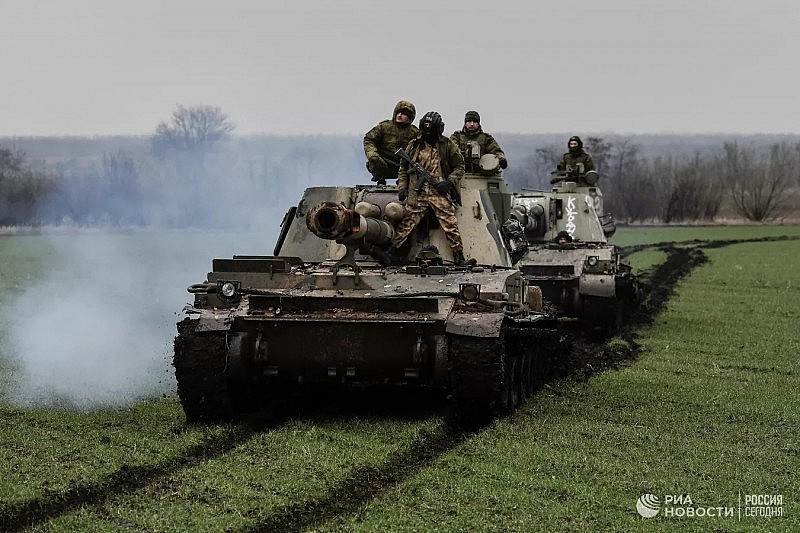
[452,250,476,267]
[370,176,387,186]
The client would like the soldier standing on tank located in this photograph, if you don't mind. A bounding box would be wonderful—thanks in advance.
[450,110,508,173]
[393,111,471,266]
[363,100,419,185]
[556,135,596,184]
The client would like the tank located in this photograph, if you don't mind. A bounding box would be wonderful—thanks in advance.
[506,173,636,334]
[173,179,557,427]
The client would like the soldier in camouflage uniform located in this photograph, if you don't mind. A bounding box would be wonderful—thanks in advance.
[394,111,471,266]
[555,135,596,185]
[450,110,508,173]
[363,100,419,185]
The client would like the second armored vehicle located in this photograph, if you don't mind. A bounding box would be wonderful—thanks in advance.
[507,172,635,333]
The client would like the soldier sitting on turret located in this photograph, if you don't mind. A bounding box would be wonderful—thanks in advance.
[552,135,598,186]
[364,100,419,186]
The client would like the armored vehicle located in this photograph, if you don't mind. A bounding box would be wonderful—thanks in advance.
[507,171,635,333]
[174,178,556,427]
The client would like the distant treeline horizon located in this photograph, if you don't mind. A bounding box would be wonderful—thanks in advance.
[2,131,799,228]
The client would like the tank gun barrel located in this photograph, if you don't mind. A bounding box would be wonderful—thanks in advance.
[306,202,394,244]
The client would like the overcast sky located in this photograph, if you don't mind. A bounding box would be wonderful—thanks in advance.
[2,0,798,136]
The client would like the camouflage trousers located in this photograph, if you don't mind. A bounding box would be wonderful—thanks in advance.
[366,159,399,182]
[392,182,463,251]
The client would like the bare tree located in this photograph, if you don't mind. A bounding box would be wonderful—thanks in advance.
[584,136,612,174]
[151,104,235,157]
[722,142,796,221]
[99,151,143,225]
[503,145,559,191]
[0,147,57,225]
[659,154,722,223]
[605,139,647,221]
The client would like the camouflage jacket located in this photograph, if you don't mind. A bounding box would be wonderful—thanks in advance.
[363,102,419,180]
[450,127,506,168]
[398,136,465,206]
[558,150,595,174]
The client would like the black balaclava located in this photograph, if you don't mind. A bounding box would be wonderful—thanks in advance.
[568,135,583,154]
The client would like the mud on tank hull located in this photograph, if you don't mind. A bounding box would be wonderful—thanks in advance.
[174,257,555,428]
[174,180,562,427]
[518,244,635,332]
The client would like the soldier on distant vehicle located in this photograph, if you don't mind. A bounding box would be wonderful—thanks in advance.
[394,111,471,266]
[555,135,597,185]
[363,100,419,185]
[450,110,507,174]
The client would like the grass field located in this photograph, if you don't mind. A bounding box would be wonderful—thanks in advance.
[0,226,797,531]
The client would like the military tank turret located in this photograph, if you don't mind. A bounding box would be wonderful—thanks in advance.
[507,171,635,334]
[173,180,557,427]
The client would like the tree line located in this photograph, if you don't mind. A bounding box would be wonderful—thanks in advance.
[501,136,800,223]
[2,105,799,228]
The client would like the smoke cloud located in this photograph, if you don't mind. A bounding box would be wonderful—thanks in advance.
[0,134,370,410]
[1,227,280,411]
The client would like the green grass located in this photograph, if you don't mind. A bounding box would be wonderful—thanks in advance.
[611,224,800,247]
[321,237,799,531]
[1,226,798,531]
[0,400,445,531]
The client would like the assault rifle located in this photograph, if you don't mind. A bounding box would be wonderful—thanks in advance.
[395,148,461,207]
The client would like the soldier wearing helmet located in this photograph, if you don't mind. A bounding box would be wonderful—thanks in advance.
[393,111,471,266]
[556,135,596,185]
[450,110,508,173]
[363,100,419,185]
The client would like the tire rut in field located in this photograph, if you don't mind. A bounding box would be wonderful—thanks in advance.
[556,234,792,381]
[538,242,712,385]
[0,425,255,532]
[242,422,464,533]
[619,234,800,258]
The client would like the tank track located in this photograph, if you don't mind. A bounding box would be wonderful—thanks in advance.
[506,325,563,392]
[448,324,561,429]
[448,332,508,429]
[173,319,234,422]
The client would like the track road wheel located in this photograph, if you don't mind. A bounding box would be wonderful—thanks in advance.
[448,333,508,429]
[173,319,235,423]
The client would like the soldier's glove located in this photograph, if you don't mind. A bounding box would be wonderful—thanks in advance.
[398,189,408,202]
[499,158,508,169]
[435,180,452,196]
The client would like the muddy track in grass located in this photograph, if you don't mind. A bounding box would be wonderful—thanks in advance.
[554,235,800,384]
[0,425,256,532]
[243,423,464,533]
[0,390,455,533]
[618,234,800,258]
[1,237,785,531]
[534,242,710,387]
